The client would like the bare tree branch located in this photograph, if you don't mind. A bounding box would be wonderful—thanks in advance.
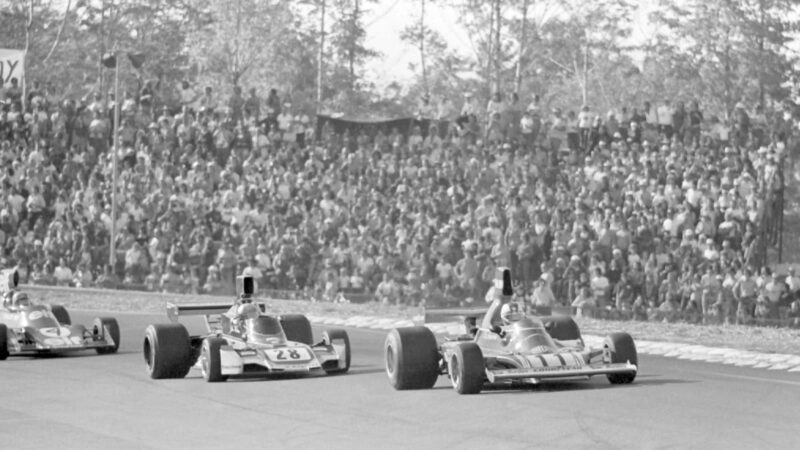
[44,0,72,63]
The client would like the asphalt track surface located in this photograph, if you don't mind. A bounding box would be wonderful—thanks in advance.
[1,311,799,450]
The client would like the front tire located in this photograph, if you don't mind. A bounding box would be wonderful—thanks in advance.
[323,329,350,374]
[449,343,484,394]
[93,317,120,354]
[604,332,638,384]
[200,337,228,382]
[280,314,314,345]
[50,305,71,325]
[384,327,439,390]
[143,324,193,379]
[0,324,8,360]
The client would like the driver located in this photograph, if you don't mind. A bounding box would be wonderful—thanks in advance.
[482,267,514,332]
[227,290,260,335]
[500,302,525,325]
[2,291,13,310]
[3,291,29,311]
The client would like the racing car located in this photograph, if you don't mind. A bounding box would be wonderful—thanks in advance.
[0,269,120,359]
[143,275,350,382]
[384,268,638,394]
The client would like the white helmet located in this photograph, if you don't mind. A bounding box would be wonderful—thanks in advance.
[500,302,524,325]
[236,302,260,320]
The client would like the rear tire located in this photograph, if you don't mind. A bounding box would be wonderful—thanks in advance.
[322,329,350,374]
[280,314,313,345]
[543,316,582,342]
[200,337,228,382]
[93,317,121,354]
[449,343,484,394]
[143,324,193,379]
[604,332,638,384]
[0,324,8,360]
[50,305,71,326]
[384,327,439,390]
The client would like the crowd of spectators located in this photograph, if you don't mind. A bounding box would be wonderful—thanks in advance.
[1,77,799,328]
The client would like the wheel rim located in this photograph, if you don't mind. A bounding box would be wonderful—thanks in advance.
[385,344,395,375]
[450,355,460,389]
[144,339,153,370]
[200,343,209,379]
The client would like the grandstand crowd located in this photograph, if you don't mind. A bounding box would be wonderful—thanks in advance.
[1,78,800,327]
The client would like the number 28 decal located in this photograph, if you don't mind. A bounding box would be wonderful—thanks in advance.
[276,349,302,360]
[267,348,309,361]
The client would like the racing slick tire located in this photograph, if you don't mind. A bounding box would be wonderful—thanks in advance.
[200,337,228,382]
[322,329,350,374]
[385,327,439,390]
[143,324,193,379]
[0,324,8,360]
[50,304,71,326]
[604,332,638,384]
[93,317,121,354]
[542,316,582,342]
[280,314,314,345]
[449,343,484,395]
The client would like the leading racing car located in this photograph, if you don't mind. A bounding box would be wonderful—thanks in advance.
[0,269,120,359]
[384,268,638,394]
[143,275,350,381]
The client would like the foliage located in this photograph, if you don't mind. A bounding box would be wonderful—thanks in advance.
[649,0,798,115]
[0,0,797,117]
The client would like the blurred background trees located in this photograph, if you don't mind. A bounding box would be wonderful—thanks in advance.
[0,0,797,116]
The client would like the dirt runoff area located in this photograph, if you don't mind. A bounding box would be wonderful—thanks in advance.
[25,285,800,356]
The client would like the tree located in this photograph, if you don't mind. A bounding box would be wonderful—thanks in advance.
[188,0,293,87]
[534,0,634,106]
[650,0,797,114]
[329,0,378,93]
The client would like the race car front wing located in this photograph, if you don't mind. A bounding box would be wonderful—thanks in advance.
[485,362,637,383]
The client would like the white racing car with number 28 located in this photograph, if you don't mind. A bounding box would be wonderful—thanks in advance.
[142,276,350,382]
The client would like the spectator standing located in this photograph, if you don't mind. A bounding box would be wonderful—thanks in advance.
[265,89,281,132]
[244,88,260,121]
[657,99,674,140]
[578,105,593,150]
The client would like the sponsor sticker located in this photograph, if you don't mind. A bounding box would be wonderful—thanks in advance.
[28,311,44,320]
[44,338,70,347]
[39,327,71,338]
[496,365,582,376]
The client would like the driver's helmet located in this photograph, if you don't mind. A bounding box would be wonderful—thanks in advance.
[236,302,260,320]
[12,292,30,307]
[500,302,524,325]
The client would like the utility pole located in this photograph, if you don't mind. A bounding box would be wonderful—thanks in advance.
[316,0,326,114]
[493,0,502,94]
[110,51,121,270]
[515,0,528,95]
[421,0,427,96]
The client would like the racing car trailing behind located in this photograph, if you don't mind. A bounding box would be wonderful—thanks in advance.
[0,269,120,359]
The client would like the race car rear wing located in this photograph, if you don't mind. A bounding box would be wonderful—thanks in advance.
[166,302,231,323]
[423,307,487,325]
[166,302,269,323]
